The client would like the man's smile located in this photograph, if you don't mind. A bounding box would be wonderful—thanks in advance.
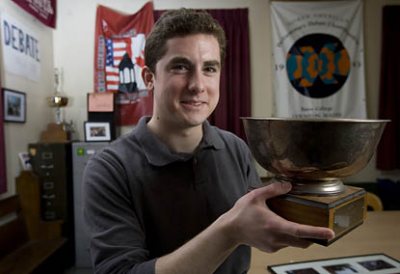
[180,100,207,108]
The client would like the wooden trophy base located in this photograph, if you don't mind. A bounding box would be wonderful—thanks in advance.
[40,123,68,143]
[267,186,367,246]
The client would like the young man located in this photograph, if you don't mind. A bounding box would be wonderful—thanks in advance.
[83,9,334,274]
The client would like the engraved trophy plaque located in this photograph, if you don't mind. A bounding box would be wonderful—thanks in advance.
[242,118,388,245]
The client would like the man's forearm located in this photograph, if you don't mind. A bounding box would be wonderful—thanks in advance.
[154,183,335,274]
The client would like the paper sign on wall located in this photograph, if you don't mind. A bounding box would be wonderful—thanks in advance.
[0,12,41,82]
[88,93,114,112]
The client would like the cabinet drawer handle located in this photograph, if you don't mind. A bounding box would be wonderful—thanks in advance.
[42,194,56,199]
[40,164,54,169]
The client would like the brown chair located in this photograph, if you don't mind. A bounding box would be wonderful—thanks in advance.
[366,192,383,211]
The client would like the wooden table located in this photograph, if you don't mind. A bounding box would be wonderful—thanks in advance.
[249,211,400,274]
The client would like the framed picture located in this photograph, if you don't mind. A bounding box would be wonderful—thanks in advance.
[268,253,400,274]
[84,121,111,142]
[3,89,26,123]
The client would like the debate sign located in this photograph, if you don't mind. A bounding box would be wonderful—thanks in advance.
[0,12,41,82]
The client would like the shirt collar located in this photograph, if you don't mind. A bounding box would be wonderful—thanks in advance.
[134,116,225,166]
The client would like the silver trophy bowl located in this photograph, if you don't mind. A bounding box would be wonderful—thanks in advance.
[242,118,388,195]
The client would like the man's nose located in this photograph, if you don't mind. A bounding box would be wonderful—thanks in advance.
[188,70,205,93]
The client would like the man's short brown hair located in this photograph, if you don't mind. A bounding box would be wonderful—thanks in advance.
[144,9,226,73]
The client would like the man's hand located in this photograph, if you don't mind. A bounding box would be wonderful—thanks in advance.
[156,182,335,274]
[220,181,335,253]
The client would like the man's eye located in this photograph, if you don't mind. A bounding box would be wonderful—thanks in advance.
[204,66,218,73]
[171,64,189,72]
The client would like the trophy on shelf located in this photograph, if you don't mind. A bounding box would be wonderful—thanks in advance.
[40,68,75,142]
[242,117,388,245]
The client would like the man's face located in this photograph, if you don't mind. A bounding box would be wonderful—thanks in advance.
[146,34,221,130]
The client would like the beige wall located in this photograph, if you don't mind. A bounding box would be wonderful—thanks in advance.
[0,0,54,199]
[1,0,399,198]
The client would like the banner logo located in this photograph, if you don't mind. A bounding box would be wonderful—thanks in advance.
[287,33,350,98]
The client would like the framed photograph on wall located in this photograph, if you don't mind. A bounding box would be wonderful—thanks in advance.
[84,121,111,142]
[3,89,26,123]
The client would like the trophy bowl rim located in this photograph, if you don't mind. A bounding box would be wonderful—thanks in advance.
[240,117,390,123]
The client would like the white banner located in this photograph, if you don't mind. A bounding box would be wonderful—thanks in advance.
[0,12,41,82]
[270,0,366,118]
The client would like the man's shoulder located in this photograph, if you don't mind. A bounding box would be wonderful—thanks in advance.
[92,130,143,163]
[209,125,248,150]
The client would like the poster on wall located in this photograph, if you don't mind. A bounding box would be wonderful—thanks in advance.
[270,0,366,119]
[0,12,41,82]
[94,2,154,126]
[11,0,56,28]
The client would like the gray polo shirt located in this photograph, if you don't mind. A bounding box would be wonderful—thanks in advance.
[83,116,262,274]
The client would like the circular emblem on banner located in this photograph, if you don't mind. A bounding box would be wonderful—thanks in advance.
[286,33,351,98]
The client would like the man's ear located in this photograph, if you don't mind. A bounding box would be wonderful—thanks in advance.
[142,66,155,90]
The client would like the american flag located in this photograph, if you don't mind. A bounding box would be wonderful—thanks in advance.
[105,37,132,91]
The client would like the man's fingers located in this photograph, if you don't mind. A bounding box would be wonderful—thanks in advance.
[278,234,313,249]
[250,181,292,201]
[279,219,335,240]
[251,182,335,240]
[297,225,335,240]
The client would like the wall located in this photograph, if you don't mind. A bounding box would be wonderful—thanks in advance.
[0,0,54,199]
